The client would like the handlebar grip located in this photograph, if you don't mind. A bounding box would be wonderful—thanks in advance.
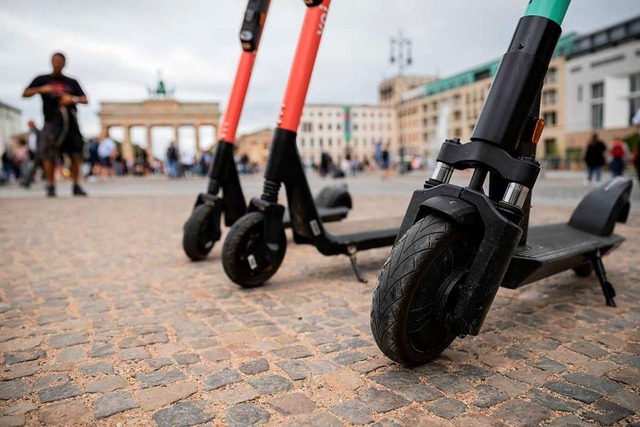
[239,0,270,52]
[303,0,323,6]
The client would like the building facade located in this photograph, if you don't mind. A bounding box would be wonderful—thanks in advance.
[378,75,435,106]
[297,104,397,165]
[0,101,22,155]
[565,17,640,152]
[394,35,574,165]
[236,127,273,165]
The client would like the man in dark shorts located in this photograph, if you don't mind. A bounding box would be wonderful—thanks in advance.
[22,52,88,197]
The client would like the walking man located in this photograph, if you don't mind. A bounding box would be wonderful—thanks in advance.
[22,52,88,197]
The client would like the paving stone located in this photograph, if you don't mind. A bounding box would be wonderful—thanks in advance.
[4,348,46,365]
[357,387,410,413]
[455,364,494,380]
[333,351,367,365]
[94,391,139,419]
[0,402,37,417]
[472,385,508,408]
[371,370,420,389]
[225,403,270,427]
[204,369,242,390]
[201,348,231,362]
[174,353,200,365]
[276,360,308,380]
[267,392,316,415]
[505,368,551,386]
[0,415,25,426]
[118,347,151,361]
[137,368,186,388]
[86,375,127,393]
[583,398,634,425]
[239,358,269,375]
[2,361,38,380]
[427,398,467,419]
[34,373,68,391]
[544,381,602,403]
[486,375,529,397]
[147,357,173,370]
[398,384,443,403]
[453,414,507,427]
[330,400,374,424]
[79,361,114,376]
[528,388,581,412]
[609,353,640,369]
[38,383,81,403]
[546,415,593,427]
[271,345,313,359]
[307,360,340,375]
[563,372,623,396]
[611,389,640,412]
[323,370,364,392]
[37,399,91,425]
[90,344,114,357]
[57,347,86,362]
[287,412,343,427]
[211,384,259,405]
[529,356,567,373]
[48,332,88,349]
[137,381,198,410]
[248,375,292,394]
[428,373,473,394]
[0,379,29,400]
[493,400,551,426]
[152,400,214,427]
[569,341,608,359]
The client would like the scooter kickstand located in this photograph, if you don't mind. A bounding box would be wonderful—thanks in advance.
[590,250,617,307]
[348,245,368,283]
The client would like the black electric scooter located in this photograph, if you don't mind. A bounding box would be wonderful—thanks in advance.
[370,0,633,366]
[182,0,352,262]
[221,0,402,288]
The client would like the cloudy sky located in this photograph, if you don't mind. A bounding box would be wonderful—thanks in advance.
[1,1,639,156]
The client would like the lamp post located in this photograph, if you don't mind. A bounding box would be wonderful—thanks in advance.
[390,31,412,75]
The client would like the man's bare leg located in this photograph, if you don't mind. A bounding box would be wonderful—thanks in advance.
[44,160,55,184]
[70,159,80,185]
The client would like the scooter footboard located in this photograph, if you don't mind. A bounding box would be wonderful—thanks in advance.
[568,177,632,237]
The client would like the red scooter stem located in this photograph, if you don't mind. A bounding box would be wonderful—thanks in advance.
[218,0,271,142]
[278,0,331,132]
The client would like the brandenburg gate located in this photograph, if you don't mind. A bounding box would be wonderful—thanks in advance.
[98,79,220,163]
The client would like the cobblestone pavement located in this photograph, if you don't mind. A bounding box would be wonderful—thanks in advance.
[1,174,639,426]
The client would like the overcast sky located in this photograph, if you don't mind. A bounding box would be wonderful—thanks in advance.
[1,1,639,156]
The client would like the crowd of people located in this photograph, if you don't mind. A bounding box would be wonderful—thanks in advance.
[584,132,640,184]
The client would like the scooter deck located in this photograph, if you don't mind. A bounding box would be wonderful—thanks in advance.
[325,217,401,251]
[501,223,624,289]
[282,206,349,228]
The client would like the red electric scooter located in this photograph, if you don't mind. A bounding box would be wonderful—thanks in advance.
[182,0,352,261]
[221,0,403,287]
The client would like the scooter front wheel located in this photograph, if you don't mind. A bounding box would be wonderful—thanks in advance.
[183,205,218,261]
[371,214,473,366]
[222,212,286,288]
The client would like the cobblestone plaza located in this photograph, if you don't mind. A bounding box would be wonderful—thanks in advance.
[1,173,639,426]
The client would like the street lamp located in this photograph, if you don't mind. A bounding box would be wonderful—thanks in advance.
[390,31,412,75]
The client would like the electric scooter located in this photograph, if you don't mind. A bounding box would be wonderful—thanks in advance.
[183,0,352,261]
[370,0,633,366]
[221,0,403,288]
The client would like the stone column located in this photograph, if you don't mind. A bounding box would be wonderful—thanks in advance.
[194,125,201,153]
[101,124,110,138]
[173,125,180,148]
[146,125,153,158]
[122,125,135,166]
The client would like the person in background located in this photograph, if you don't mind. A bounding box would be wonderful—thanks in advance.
[166,142,179,178]
[85,137,100,179]
[381,143,392,179]
[609,137,627,177]
[21,120,42,188]
[584,133,606,183]
[22,52,88,197]
[98,132,117,178]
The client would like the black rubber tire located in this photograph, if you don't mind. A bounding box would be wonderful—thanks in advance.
[222,212,286,288]
[371,214,473,366]
[573,262,593,277]
[183,204,217,261]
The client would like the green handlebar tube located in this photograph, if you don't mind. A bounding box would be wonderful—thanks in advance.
[524,0,570,25]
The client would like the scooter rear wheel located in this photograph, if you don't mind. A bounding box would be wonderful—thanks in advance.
[572,262,593,277]
[371,214,472,366]
[222,212,286,288]
[183,205,217,261]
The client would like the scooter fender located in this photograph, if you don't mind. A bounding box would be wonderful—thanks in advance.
[192,193,223,243]
[568,177,632,236]
[419,196,479,226]
[248,197,285,258]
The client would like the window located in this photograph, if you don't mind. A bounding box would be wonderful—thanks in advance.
[630,72,640,93]
[423,118,428,127]
[328,138,332,147]
[309,138,314,147]
[319,138,323,147]
[318,124,323,130]
[543,89,557,105]
[422,104,428,112]
[591,104,604,129]
[353,124,358,131]
[337,124,341,130]
[543,111,557,126]
[328,124,332,130]
[453,111,461,121]
[300,138,305,147]
[544,138,558,157]
[630,73,640,124]
[591,82,604,100]
[545,67,557,84]
[577,85,583,102]
[301,122,313,132]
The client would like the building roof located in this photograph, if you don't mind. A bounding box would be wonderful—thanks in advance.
[402,34,576,102]
[0,100,21,114]
[569,15,640,59]
[304,103,392,109]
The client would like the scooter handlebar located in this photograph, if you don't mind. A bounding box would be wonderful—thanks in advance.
[303,0,324,6]
[239,0,270,52]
